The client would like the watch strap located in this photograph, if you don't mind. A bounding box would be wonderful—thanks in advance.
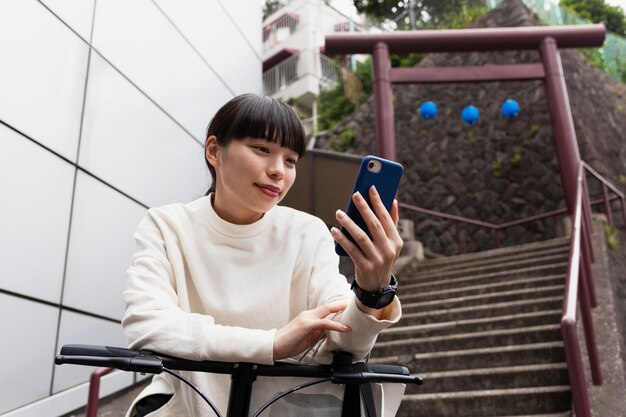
[351,275,398,309]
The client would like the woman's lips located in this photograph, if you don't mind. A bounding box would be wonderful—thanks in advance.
[256,184,281,197]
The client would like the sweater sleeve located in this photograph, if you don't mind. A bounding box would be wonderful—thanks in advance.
[305,219,402,361]
[122,212,276,364]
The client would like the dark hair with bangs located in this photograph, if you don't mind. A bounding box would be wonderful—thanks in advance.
[204,93,307,195]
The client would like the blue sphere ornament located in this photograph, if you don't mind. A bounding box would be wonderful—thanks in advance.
[461,105,480,125]
[501,99,520,119]
[418,101,438,120]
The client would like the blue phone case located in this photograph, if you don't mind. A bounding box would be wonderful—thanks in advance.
[335,155,404,257]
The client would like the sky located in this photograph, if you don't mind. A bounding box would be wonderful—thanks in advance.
[606,0,626,10]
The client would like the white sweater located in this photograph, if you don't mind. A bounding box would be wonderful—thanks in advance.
[122,195,401,416]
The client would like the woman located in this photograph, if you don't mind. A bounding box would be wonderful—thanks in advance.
[122,94,403,416]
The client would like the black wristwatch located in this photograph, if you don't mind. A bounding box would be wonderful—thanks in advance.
[351,275,398,309]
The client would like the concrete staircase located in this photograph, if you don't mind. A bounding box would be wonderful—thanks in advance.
[372,237,573,417]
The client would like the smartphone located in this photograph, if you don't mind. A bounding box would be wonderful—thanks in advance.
[335,155,404,257]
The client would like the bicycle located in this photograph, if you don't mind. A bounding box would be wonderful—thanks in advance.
[55,344,422,417]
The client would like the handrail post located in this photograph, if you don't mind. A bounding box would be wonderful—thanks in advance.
[578,261,603,385]
[602,183,614,226]
[561,319,592,417]
[621,197,626,227]
[582,175,595,263]
[86,367,115,417]
[580,222,598,308]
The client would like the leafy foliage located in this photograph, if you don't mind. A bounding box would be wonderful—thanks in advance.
[353,0,487,30]
[561,0,626,36]
[263,0,284,20]
[317,58,375,131]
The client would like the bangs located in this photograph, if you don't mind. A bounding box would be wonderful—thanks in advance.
[224,96,306,157]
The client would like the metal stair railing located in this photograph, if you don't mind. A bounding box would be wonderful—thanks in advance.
[561,163,601,417]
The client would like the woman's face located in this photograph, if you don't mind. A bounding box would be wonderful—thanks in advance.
[206,136,299,224]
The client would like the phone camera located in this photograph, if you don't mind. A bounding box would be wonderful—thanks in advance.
[368,161,375,169]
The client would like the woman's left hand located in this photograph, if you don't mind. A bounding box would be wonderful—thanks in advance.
[331,186,403,293]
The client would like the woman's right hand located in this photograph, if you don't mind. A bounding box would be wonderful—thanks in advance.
[273,302,351,361]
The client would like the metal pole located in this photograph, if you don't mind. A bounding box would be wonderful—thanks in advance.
[621,197,626,226]
[579,260,603,385]
[581,220,598,307]
[582,174,595,263]
[539,38,580,220]
[372,42,397,161]
[539,38,600,303]
[602,183,614,226]
[561,320,592,417]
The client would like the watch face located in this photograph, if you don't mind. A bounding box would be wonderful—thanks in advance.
[377,292,395,308]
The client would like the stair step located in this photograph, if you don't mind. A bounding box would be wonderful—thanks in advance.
[402,285,564,313]
[400,275,564,303]
[380,310,561,340]
[397,386,571,417]
[493,413,571,417]
[370,341,565,372]
[413,245,569,274]
[407,363,569,394]
[373,324,562,356]
[413,238,569,270]
[400,296,563,326]
[405,253,568,283]
[402,263,567,292]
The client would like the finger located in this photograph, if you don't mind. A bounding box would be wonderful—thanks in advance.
[314,301,348,317]
[368,186,399,238]
[351,190,389,245]
[315,318,351,333]
[336,198,375,257]
[391,199,399,228]
[331,226,369,266]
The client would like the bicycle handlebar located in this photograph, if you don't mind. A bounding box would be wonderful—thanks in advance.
[55,344,423,386]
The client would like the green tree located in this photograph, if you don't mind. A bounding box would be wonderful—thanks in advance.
[353,0,487,30]
[263,0,284,20]
[561,0,626,35]
[318,58,374,131]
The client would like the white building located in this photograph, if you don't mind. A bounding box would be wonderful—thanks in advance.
[0,1,261,415]
[262,0,366,134]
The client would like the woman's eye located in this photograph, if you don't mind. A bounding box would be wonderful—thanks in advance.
[286,158,298,165]
[254,146,270,154]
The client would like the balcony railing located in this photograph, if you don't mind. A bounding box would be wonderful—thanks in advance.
[320,54,340,89]
[263,13,299,50]
[263,54,299,96]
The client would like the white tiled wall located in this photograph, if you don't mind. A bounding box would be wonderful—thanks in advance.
[0,0,89,162]
[62,172,146,320]
[0,293,59,415]
[0,123,74,304]
[0,0,261,414]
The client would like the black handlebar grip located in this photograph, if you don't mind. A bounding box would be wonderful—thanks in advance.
[368,364,410,376]
[55,355,164,374]
[60,344,144,358]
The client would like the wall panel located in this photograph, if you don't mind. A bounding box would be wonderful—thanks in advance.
[91,0,233,141]
[0,0,88,162]
[63,172,146,320]
[79,53,209,208]
[154,0,262,95]
[0,294,58,414]
[39,0,96,41]
[0,124,74,303]
[52,310,127,393]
